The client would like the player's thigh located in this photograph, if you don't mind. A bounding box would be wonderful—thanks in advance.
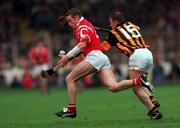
[99,68,117,87]
[67,60,97,82]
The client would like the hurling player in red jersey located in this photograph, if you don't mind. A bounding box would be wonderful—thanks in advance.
[28,40,51,95]
[54,8,154,118]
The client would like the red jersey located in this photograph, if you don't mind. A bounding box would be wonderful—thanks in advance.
[73,17,101,55]
[29,46,50,65]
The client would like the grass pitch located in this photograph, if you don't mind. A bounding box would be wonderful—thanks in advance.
[0,84,180,128]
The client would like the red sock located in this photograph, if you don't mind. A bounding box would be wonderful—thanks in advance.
[68,104,76,112]
[133,77,142,86]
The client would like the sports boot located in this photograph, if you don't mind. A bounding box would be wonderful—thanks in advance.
[55,107,76,118]
[147,106,163,120]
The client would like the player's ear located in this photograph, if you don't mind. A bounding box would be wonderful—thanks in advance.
[114,20,119,27]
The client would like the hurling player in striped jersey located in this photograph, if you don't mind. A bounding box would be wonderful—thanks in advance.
[100,10,163,120]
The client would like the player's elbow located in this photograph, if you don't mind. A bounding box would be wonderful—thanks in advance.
[77,42,88,50]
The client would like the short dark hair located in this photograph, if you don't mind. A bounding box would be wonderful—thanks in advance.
[65,7,82,18]
[110,11,125,23]
[58,7,82,26]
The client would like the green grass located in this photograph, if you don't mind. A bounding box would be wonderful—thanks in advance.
[0,84,180,128]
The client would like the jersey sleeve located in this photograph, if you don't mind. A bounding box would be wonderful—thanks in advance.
[106,31,119,46]
[100,31,119,51]
[100,40,111,51]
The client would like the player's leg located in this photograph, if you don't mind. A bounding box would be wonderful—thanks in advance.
[129,70,155,110]
[39,64,50,95]
[31,65,49,94]
[55,50,113,118]
[129,70,163,120]
[38,78,49,95]
[129,48,158,102]
[99,68,136,92]
[98,68,149,92]
[99,68,162,119]
[55,60,97,118]
[66,61,97,104]
[128,48,162,119]
[139,74,160,108]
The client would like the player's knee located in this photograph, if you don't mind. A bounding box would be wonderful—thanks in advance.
[66,74,79,85]
[65,74,74,83]
[108,83,118,93]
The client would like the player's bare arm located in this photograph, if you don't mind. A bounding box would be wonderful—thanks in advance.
[41,42,88,79]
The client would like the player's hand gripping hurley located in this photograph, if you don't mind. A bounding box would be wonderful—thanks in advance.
[40,50,66,79]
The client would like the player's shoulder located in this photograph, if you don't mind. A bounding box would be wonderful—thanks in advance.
[78,19,94,33]
[127,21,140,29]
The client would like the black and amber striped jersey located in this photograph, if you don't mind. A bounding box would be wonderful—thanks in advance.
[102,22,149,56]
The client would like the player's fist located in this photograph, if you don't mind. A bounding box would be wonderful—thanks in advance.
[40,70,51,79]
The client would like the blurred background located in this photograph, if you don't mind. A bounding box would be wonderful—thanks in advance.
[0,0,179,90]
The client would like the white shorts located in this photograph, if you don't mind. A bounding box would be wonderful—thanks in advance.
[31,64,49,77]
[85,50,111,71]
[128,48,153,72]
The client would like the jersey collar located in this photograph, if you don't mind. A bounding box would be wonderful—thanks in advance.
[77,17,84,27]
[117,21,126,26]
